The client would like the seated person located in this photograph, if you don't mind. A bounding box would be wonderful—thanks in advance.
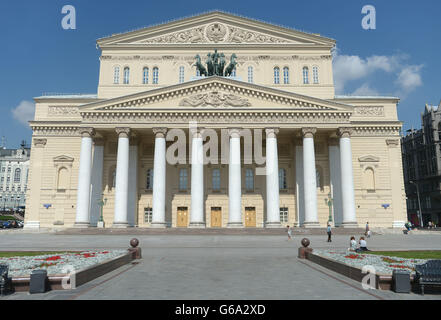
[356,237,369,252]
[349,236,357,251]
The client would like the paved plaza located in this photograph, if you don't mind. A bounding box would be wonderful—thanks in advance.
[1,231,441,300]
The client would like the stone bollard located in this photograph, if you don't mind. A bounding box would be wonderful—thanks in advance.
[298,238,313,259]
[128,238,142,259]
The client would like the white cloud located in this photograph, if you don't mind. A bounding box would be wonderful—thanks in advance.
[11,100,35,127]
[333,49,423,97]
[396,65,423,91]
[352,83,379,96]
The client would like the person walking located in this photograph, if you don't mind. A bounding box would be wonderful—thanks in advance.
[327,223,332,242]
[365,222,370,237]
[287,225,292,240]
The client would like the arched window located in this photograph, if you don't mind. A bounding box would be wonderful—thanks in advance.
[245,168,254,191]
[279,168,287,190]
[303,67,309,84]
[143,67,149,84]
[283,67,289,84]
[364,167,375,191]
[274,67,280,84]
[113,66,120,84]
[247,66,254,83]
[179,66,185,83]
[212,169,221,191]
[123,67,130,84]
[153,67,159,84]
[179,168,188,191]
[146,169,153,190]
[313,66,319,84]
[14,168,21,183]
[57,167,69,190]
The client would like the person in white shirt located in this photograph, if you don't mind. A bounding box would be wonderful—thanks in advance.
[349,236,357,251]
[357,237,369,252]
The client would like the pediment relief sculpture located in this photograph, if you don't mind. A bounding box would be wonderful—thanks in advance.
[179,91,251,107]
[138,23,290,44]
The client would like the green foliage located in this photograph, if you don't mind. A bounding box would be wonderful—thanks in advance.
[365,251,441,260]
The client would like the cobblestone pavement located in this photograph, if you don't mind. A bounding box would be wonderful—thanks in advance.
[1,232,441,300]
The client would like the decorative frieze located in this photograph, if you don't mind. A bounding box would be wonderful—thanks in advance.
[179,92,251,107]
[48,106,79,116]
[353,106,385,117]
[352,126,401,137]
[31,126,80,136]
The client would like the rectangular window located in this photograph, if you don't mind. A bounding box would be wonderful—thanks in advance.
[247,66,253,83]
[146,169,153,190]
[179,168,188,191]
[280,207,288,223]
[144,207,152,223]
[279,168,287,190]
[212,168,221,191]
[313,66,319,84]
[113,66,120,84]
[179,66,185,83]
[245,168,254,191]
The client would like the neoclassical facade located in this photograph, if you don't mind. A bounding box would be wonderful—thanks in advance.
[24,11,406,229]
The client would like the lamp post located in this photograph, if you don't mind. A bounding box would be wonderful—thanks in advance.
[325,192,333,224]
[409,181,424,228]
[97,194,107,228]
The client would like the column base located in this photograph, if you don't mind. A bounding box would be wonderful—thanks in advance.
[302,221,321,228]
[112,222,129,228]
[23,221,40,230]
[392,221,406,229]
[150,222,167,229]
[265,222,282,228]
[74,222,91,228]
[189,222,206,228]
[341,222,359,228]
[227,222,244,228]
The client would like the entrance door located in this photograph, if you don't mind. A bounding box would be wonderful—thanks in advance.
[245,207,256,227]
[177,207,188,227]
[211,207,222,228]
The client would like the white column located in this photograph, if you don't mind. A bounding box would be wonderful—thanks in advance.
[295,143,304,227]
[90,138,104,227]
[75,128,95,227]
[302,128,320,227]
[228,129,243,227]
[127,140,138,227]
[328,139,343,226]
[265,128,281,228]
[190,128,205,228]
[339,128,358,227]
[113,128,130,228]
[151,128,167,228]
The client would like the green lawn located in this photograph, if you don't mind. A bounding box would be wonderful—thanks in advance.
[0,251,70,258]
[365,251,441,260]
[0,216,17,221]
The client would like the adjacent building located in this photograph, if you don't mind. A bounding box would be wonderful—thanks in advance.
[0,141,31,211]
[25,11,406,229]
[402,101,441,226]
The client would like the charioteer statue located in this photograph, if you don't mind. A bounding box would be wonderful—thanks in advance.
[193,49,237,77]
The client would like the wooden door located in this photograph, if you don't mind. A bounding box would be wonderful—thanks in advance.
[245,207,256,227]
[177,207,188,227]
[211,207,222,228]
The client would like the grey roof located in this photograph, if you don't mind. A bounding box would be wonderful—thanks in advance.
[334,95,400,100]
[34,94,98,100]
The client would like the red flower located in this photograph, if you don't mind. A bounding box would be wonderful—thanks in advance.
[45,256,62,261]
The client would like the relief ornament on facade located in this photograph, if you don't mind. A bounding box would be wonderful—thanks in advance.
[179,91,251,107]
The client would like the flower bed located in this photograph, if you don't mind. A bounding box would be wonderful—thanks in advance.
[0,250,127,277]
[313,249,427,275]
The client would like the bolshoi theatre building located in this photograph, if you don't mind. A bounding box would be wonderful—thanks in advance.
[24,11,406,229]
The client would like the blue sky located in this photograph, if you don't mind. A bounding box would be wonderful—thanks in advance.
[0,0,440,148]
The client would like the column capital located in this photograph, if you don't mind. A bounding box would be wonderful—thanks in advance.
[190,127,204,139]
[33,138,47,148]
[228,128,242,138]
[78,127,95,138]
[265,128,279,139]
[302,127,317,138]
[338,127,353,138]
[152,127,167,138]
[115,127,131,138]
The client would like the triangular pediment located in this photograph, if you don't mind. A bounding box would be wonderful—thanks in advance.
[79,77,352,113]
[358,155,380,162]
[97,11,335,47]
[53,155,74,162]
